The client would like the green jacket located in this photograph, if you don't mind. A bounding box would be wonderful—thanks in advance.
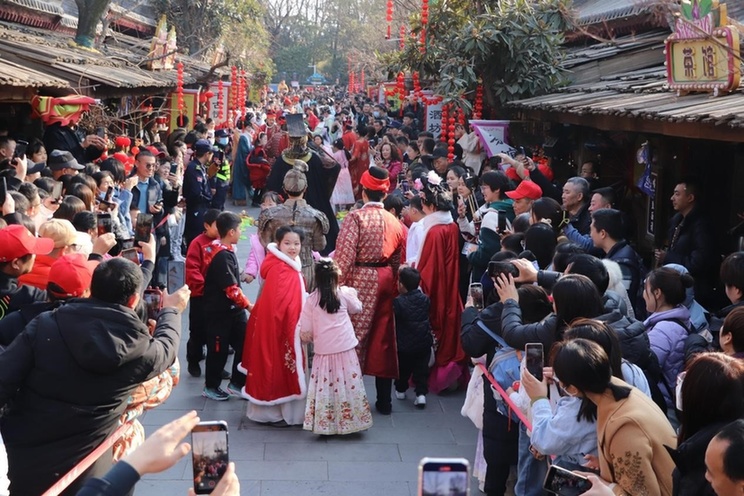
[467,199,515,281]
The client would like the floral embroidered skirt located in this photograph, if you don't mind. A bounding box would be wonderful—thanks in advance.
[303,349,373,435]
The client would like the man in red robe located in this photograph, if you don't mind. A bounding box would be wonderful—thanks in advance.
[334,166,405,415]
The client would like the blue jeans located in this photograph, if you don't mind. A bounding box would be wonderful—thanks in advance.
[515,423,548,496]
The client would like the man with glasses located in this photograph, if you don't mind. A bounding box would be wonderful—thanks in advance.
[130,149,166,284]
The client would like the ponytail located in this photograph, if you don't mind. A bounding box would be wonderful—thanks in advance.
[315,258,341,314]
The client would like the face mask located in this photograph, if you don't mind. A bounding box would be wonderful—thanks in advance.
[217,138,229,146]
[372,111,380,118]
[675,371,686,411]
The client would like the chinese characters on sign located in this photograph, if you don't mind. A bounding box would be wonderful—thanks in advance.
[665,0,740,95]
[469,120,515,158]
[425,102,443,139]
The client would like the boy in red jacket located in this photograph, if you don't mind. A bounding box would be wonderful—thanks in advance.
[185,208,221,377]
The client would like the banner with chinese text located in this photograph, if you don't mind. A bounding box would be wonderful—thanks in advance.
[469,120,514,158]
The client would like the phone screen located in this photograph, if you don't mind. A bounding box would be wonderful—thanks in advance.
[418,458,470,496]
[134,213,153,244]
[96,127,106,138]
[525,343,544,381]
[51,182,63,203]
[97,213,112,236]
[192,422,229,494]
[543,465,592,495]
[170,162,178,175]
[13,140,27,159]
[167,260,185,294]
[121,248,139,264]
[104,186,114,203]
[143,289,162,321]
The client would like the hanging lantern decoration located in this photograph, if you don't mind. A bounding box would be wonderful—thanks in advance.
[360,69,365,92]
[457,106,465,125]
[229,66,238,119]
[176,61,184,117]
[399,25,406,50]
[420,0,429,53]
[349,71,355,93]
[217,79,224,121]
[412,71,422,103]
[440,104,448,143]
[473,82,484,119]
[396,71,406,116]
[386,0,393,40]
[238,69,247,118]
[447,113,456,160]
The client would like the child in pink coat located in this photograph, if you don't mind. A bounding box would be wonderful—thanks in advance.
[300,258,373,435]
[242,192,281,286]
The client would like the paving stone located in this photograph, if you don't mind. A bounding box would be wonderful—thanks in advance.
[264,441,401,462]
[234,460,328,481]
[260,480,414,496]
[328,460,419,481]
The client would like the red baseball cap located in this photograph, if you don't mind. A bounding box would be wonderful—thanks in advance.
[47,254,98,298]
[506,180,542,200]
[0,225,54,262]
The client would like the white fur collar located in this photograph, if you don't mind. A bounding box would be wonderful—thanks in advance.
[267,243,302,272]
[414,210,454,265]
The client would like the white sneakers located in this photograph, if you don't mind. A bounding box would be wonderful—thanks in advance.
[414,395,426,409]
[395,391,406,400]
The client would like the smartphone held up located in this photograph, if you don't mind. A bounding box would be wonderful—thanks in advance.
[525,343,544,382]
[192,421,229,494]
[418,457,470,496]
[543,464,593,495]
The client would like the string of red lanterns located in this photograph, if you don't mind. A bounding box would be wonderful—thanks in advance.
[440,104,448,143]
[360,69,365,92]
[420,0,429,53]
[396,71,406,117]
[412,71,421,103]
[386,0,393,40]
[176,61,184,117]
[473,83,484,119]
[399,25,406,50]
[238,69,247,119]
[447,110,456,160]
[229,66,238,121]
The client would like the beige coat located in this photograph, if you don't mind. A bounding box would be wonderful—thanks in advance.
[596,378,677,496]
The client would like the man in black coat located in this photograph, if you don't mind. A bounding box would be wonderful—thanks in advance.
[656,179,717,306]
[182,140,214,247]
[43,122,106,165]
[0,257,190,496]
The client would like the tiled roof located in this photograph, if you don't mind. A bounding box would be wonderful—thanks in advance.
[572,0,653,25]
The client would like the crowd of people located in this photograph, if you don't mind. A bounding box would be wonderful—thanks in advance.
[0,82,741,496]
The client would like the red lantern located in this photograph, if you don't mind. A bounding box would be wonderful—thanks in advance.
[176,61,184,116]
[396,71,406,116]
[239,69,247,118]
[349,71,355,93]
[230,66,238,117]
[360,69,365,91]
[386,0,393,39]
[399,25,406,50]
[473,82,484,119]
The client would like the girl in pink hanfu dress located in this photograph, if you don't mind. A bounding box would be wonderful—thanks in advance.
[301,258,373,435]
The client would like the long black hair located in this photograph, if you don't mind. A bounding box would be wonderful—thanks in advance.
[315,258,341,314]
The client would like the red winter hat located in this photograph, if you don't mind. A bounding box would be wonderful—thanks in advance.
[506,180,542,200]
[0,225,54,262]
[47,253,98,298]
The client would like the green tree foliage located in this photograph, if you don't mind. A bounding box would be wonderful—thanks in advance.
[265,0,391,83]
[384,0,570,111]
[153,0,273,83]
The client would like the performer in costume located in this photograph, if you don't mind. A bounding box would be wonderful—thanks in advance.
[257,161,328,291]
[414,171,468,393]
[334,166,406,415]
[240,226,307,426]
[265,114,340,254]
[348,127,370,200]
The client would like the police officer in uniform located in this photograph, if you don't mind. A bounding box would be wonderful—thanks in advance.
[208,129,231,211]
[183,139,214,247]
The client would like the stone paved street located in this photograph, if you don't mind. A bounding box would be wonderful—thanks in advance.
[136,204,480,496]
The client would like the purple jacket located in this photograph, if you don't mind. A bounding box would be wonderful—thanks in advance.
[644,305,691,408]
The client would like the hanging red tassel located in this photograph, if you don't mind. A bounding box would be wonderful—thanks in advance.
[217,79,224,122]
[176,61,184,117]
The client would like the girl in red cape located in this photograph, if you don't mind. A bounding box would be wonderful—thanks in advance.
[414,171,468,393]
[240,225,307,426]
